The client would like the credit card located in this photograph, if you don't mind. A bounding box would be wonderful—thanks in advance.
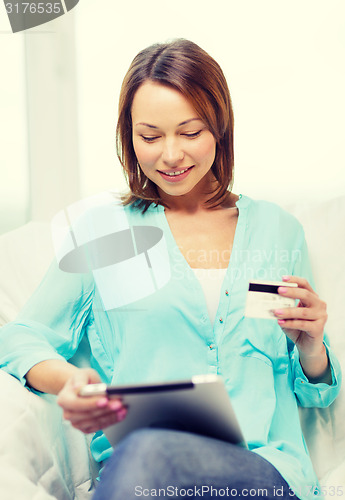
[245,280,297,320]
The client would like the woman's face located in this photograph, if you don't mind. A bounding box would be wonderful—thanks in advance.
[131,81,217,205]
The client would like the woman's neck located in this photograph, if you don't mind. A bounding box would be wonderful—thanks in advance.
[158,177,237,214]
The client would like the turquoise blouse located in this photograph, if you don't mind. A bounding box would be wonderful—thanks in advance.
[0,194,341,499]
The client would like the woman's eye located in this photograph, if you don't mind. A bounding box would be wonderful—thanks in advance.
[141,135,160,143]
[183,131,202,139]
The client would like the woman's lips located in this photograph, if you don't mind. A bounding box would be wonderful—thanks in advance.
[158,166,194,182]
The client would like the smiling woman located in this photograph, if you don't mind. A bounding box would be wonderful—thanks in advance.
[0,38,341,500]
[131,82,217,204]
[116,39,234,213]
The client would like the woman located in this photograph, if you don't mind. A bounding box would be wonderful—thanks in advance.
[0,39,341,499]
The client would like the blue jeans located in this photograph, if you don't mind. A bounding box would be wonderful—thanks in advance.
[93,429,297,500]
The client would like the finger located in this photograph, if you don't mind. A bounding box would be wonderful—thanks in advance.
[79,407,127,427]
[58,392,109,412]
[277,318,318,334]
[64,399,126,422]
[273,306,315,321]
[68,407,118,425]
[58,385,124,412]
[65,408,115,424]
[63,402,125,423]
[281,275,316,294]
[278,286,314,307]
[71,407,128,434]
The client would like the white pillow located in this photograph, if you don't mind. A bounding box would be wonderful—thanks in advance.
[0,221,53,326]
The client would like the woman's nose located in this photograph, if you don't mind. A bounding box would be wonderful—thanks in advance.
[161,139,184,165]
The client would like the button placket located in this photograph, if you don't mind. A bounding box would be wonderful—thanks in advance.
[207,341,217,373]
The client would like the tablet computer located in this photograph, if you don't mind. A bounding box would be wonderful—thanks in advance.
[80,374,247,448]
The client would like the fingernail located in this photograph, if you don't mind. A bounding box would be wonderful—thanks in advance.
[96,398,108,408]
[278,319,286,325]
[109,400,122,411]
[274,309,283,316]
[117,409,127,421]
[282,275,291,281]
[278,287,287,293]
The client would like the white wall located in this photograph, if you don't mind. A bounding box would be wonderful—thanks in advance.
[0,21,29,233]
[75,0,345,205]
[1,0,344,234]
[0,8,80,231]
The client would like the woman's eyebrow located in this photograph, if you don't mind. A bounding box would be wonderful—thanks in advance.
[135,118,202,129]
[178,118,203,127]
[135,123,158,129]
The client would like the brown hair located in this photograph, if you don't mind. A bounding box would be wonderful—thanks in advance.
[116,39,235,213]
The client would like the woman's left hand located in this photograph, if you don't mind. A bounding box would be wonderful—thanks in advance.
[273,275,331,383]
[273,275,328,357]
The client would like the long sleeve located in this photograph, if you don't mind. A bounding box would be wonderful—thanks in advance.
[291,340,341,407]
[289,229,342,407]
[0,257,95,386]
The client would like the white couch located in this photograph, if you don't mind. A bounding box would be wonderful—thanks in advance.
[0,222,95,500]
[0,196,344,499]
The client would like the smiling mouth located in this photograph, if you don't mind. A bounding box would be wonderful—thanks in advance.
[158,167,193,177]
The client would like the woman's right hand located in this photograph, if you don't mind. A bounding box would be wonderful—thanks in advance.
[57,368,127,434]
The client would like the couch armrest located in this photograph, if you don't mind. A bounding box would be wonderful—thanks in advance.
[0,369,94,499]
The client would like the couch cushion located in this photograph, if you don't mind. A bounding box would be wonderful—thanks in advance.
[0,222,53,326]
[0,369,93,500]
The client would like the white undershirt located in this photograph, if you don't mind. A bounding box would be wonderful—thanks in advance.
[191,268,228,326]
